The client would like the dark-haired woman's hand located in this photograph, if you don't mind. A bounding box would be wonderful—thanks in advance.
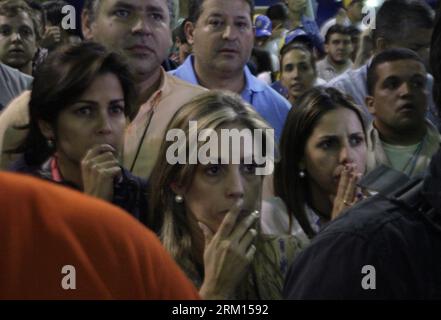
[198,201,259,300]
[331,164,362,220]
[81,144,122,201]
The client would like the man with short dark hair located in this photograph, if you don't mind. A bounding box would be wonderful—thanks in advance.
[171,18,191,66]
[171,0,290,140]
[327,0,438,128]
[365,48,440,178]
[0,0,206,177]
[317,25,353,82]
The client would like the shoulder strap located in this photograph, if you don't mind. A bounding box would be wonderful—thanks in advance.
[358,165,410,196]
[386,177,441,234]
[389,179,425,210]
[366,167,441,234]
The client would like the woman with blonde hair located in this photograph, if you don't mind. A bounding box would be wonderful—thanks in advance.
[148,90,303,299]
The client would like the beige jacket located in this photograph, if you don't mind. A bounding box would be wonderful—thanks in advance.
[123,69,206,178]
[0,70,206,177]
[366,121,441,178]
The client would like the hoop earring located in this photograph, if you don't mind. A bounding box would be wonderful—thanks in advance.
[175,194,184,203]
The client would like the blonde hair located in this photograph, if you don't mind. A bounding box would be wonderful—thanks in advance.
[148,90,272,274]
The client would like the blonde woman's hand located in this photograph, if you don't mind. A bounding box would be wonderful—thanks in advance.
[331,164,362,220]
[81,144,122,201]
[199,201,259,300]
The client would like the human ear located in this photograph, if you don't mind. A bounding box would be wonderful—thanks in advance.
[38,120,55,140]
[365,96,376,116]
[375,37,387,52]
[170,181,185,195]
[184,21,195,46]
[81,10,95,40]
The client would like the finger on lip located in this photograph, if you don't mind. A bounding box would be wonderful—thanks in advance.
[345,163,357,171]
[94,144,116,155]
[231,199,244,214]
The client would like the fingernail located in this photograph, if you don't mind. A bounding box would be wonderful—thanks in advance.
[250,228,257,236]
[252,210,260,218]
[198,222,207,234]
[235,199,244,208]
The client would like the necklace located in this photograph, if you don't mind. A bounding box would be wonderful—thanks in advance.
[399,136,426,176]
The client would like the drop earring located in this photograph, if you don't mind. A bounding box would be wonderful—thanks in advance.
[299,169,306,178]
[175,194,184,203]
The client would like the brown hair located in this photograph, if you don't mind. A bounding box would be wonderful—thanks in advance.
[279,43,317,75]
[274,86,366,238]
[148,90,272,273]
[0,0,41,40]
[188,0,254,24]
[13,42,137,166]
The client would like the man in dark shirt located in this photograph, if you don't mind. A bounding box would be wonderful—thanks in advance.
[283,3,441,299]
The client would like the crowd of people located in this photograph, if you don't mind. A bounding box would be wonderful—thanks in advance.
[1,0,441,299]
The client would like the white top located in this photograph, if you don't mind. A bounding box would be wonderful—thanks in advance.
[382,141,421,173]
[261,197,322,245]
[366,121,441,178]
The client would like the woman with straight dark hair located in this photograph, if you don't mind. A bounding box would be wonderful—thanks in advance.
[266,87,367,239]
[9,42,148,222]
[272,42,324,106]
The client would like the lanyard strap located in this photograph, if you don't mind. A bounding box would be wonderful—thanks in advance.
[50,156,63,182]
[404,137,426,176]
[128,91,162,172]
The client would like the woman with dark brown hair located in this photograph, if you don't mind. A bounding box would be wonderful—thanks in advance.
[9,42,148,222]
[266,87,367,239]
[275,42,323,106]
